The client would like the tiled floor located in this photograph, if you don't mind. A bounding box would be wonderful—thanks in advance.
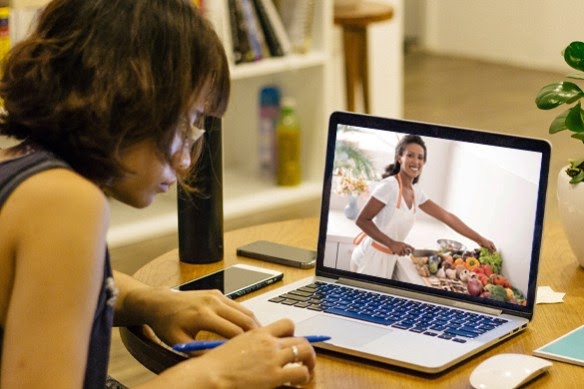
[107,50,573,386]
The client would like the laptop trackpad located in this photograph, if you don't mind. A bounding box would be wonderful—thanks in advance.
[295,315,389,347]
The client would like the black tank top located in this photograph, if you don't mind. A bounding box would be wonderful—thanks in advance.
[0,150,114,389]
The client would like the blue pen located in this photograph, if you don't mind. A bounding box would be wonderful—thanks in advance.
[172,335,331,352]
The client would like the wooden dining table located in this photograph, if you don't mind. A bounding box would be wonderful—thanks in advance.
[120,217,584,388]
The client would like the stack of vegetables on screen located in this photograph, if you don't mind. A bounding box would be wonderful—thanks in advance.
[412,242,526,305]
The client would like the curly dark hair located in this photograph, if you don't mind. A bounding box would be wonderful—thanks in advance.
[382,134,427,184]
[0,0,230,185]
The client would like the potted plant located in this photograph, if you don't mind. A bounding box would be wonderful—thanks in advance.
[333,127,376,219]
[535,40,584,265]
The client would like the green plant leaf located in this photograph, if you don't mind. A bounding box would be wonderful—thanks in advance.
[334,141,377,180]
[571,132,584,142]
[549,109,569,133]
[569,169,584,184]
[535,82,584,109]
[564,41,584,72]
[565,102,584,132]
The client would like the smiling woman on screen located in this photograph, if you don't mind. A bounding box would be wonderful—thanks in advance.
[351,134,496,278]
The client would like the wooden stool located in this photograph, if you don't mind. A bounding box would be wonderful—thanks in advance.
[334,2,394,113]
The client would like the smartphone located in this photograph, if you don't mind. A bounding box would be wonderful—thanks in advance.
[236,240,316,269]
[172,264,283,299]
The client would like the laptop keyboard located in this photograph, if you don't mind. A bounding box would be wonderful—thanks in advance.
[268,281,508,343]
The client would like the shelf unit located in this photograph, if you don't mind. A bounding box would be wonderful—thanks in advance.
[108,0,334,247]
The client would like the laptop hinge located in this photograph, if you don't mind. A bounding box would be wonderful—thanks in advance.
[336,277,504,316]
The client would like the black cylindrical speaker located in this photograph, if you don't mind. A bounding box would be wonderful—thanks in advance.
[177,116,224,264]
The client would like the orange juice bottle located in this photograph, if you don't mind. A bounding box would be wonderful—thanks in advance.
[276,97,301,186]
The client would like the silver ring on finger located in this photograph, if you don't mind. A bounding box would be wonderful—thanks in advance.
[291,345,300,363]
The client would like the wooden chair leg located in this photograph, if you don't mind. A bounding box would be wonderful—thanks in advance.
[342,26,369,113]
[359,28,370,114]
[342,28,358,112]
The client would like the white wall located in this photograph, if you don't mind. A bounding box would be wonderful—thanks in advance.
[370,0,404,118]
[421,0,584,72]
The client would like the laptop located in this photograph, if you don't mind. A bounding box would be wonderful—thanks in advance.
[242,111,551,373]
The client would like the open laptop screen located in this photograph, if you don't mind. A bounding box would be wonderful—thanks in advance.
[318,112,550,317]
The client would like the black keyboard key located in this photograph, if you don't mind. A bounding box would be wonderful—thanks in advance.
[279,293,310,302]
[444,328,480,338]
[324,307,395,325]
[289,290,313,297]
[281,299,299,305]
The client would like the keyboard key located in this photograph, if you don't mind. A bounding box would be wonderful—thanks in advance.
[279,293,310,302]
[443,328,480,338]
[325,307,395,326]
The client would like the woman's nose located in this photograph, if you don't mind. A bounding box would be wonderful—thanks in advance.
[174,147,192,172]
[178,152,191,170]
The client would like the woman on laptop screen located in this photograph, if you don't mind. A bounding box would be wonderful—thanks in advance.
[351,135,496,278]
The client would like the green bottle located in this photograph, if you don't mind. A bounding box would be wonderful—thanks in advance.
[276,97,301,186]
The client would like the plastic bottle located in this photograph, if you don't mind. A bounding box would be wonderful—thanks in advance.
[258,86,280,177]
[276,97,301,186]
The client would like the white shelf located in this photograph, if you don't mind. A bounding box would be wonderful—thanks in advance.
[230,52,328,80]
[107,169,323,248]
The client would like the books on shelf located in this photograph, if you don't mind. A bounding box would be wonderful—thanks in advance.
[239,0,271,61]
[274,0,315,54]
[228,0,254,63]
[252,0,286,58]
[201,0,314,66]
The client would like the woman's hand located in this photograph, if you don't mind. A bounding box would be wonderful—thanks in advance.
[477,237,497,252]
[143,288,261,346]
[113,271,260,346]
[387,240,415,256]
[149,319,316,389]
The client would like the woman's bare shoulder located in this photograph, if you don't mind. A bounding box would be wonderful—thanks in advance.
[2,167,110,236]
[19,167,105,204]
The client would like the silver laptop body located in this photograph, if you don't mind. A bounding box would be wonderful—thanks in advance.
[243,112,551,373]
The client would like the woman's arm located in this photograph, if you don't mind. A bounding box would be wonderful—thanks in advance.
[419,199,496,251]
[355,197,415,256]
[112,270,260,346]
[1,170,108,389]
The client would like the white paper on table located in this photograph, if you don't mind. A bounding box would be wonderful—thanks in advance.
[536,286,565,304]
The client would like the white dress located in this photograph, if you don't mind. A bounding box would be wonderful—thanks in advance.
[351,175,427,278]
